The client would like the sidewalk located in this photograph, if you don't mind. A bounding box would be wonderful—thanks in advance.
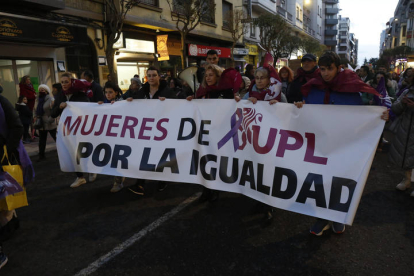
[23,135,57,157]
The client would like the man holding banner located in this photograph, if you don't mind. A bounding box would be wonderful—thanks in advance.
[298,51,389,236]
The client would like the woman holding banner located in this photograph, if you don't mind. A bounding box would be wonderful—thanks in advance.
[187,64,242,202]
[51,73,92,189]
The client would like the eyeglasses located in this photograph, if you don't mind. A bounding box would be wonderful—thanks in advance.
[255,77,268,81]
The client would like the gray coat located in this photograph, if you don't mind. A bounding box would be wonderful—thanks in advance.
[389,87,414,169]
[39,94,57,131]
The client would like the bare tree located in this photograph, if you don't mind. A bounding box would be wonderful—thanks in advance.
[224,8,249,67]
[103,0,141,82]
[166,0,216,69]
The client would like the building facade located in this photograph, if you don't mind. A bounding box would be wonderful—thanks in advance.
[381,0,414,72]
[322,0,339,51]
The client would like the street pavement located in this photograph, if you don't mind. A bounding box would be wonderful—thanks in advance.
[2,142,414,275]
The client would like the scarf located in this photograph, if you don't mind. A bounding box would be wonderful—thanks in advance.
[64,79,93,98]
[196,84,220,99]
[295,66,320,84]
[248,66,282,101]
[36,92,47,116]
[302,69,380,104]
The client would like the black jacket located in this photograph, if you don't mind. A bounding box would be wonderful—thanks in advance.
[51,91,90,118]
[0,95,23,156]
[15,104,33,125]
[131,80,175,100]
[90,81,105,103]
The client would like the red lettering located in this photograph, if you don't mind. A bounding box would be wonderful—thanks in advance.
[252,125,278,154]
[154,118,169,141]
[304,133,328,165]
[139,118,155,140]
[106,115,122,137]
[80,115,97,135]
[121,116,139,138]
[276,130,304,158]
[63,116,82,136]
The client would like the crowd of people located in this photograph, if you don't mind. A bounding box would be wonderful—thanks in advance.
[2,48,413,270]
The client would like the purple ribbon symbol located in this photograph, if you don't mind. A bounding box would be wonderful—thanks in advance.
[217,108,243,152]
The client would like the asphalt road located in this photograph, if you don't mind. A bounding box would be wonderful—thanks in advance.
[2,148,414,276]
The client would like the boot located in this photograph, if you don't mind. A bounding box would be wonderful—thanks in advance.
[396,170,412,191]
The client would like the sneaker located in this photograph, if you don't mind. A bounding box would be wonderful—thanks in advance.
[128,184,144,195]
[157,182,168,192]
[70,177,87,188]
[396,179,411,191]
[332,222,346,234]
[110,182,124,193]
[310,219,330,236]
[89,173,97,182]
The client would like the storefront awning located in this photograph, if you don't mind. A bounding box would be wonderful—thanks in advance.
[0,14,88,46]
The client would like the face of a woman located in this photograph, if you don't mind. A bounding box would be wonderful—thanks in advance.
[23,97,27,104]
[280,71,288,80]
[105,88,117,101]
[205,69,217,86]
[39,88,47,94]
[25,77,31,85]
[255,71,270,90]
[376,75,383,83]
[60,76,71,91]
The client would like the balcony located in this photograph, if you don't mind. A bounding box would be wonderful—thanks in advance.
[325,8,339,14]
[325,39,337,46]
[326,19,339,25]
[277,6,286,18]
[325,29,338,35]
[252,0,276,14]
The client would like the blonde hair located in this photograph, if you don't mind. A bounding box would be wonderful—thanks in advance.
[202,64,223,88]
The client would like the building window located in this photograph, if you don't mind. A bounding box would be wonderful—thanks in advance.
[250,23,256,38]
[201,0,215,24]
[403,25,407,37]
[141,0,158,6]
[296,6,299,19]
[222,1,232,29]
[317,5,320,16]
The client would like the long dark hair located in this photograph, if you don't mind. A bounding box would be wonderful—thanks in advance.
[20,75,30,85]
[372,72,387,85]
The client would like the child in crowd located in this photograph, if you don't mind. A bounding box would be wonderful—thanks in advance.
[15,96,32,144]
[98,82,125,192]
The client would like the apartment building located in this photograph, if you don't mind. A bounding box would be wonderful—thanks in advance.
[381,0,414,72]
[349,33,358,65]
[322,0,339,51]
[244,0,324,69]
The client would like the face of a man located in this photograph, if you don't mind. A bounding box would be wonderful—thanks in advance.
[302,59,317,72]
[359,69,367,78]
[320,64,339,82]
[81,73,91,82]
[147,70,160,86]
[206,54,219,65]
[378,67,387,73]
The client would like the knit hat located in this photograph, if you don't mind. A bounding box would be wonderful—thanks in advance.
[241,76,251,89]
[131,77,142,85]
[38,84,51,94]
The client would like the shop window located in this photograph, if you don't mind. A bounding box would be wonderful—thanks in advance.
[0,60,17,104]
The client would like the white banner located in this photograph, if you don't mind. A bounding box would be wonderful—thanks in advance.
[57,100,386,225]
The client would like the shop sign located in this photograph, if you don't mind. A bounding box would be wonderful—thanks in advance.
[233,48,249,55]
[167,39,182,56]
[188,44,231,58]
[0,15,87,45]
[246,43,259,56]
[0,18,23,37]
[157,35,169,61]
[52,26,74,42]
[125,39,155,53]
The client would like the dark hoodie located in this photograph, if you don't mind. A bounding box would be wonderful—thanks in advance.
[131,80,175,100]
[287,66,320,103]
